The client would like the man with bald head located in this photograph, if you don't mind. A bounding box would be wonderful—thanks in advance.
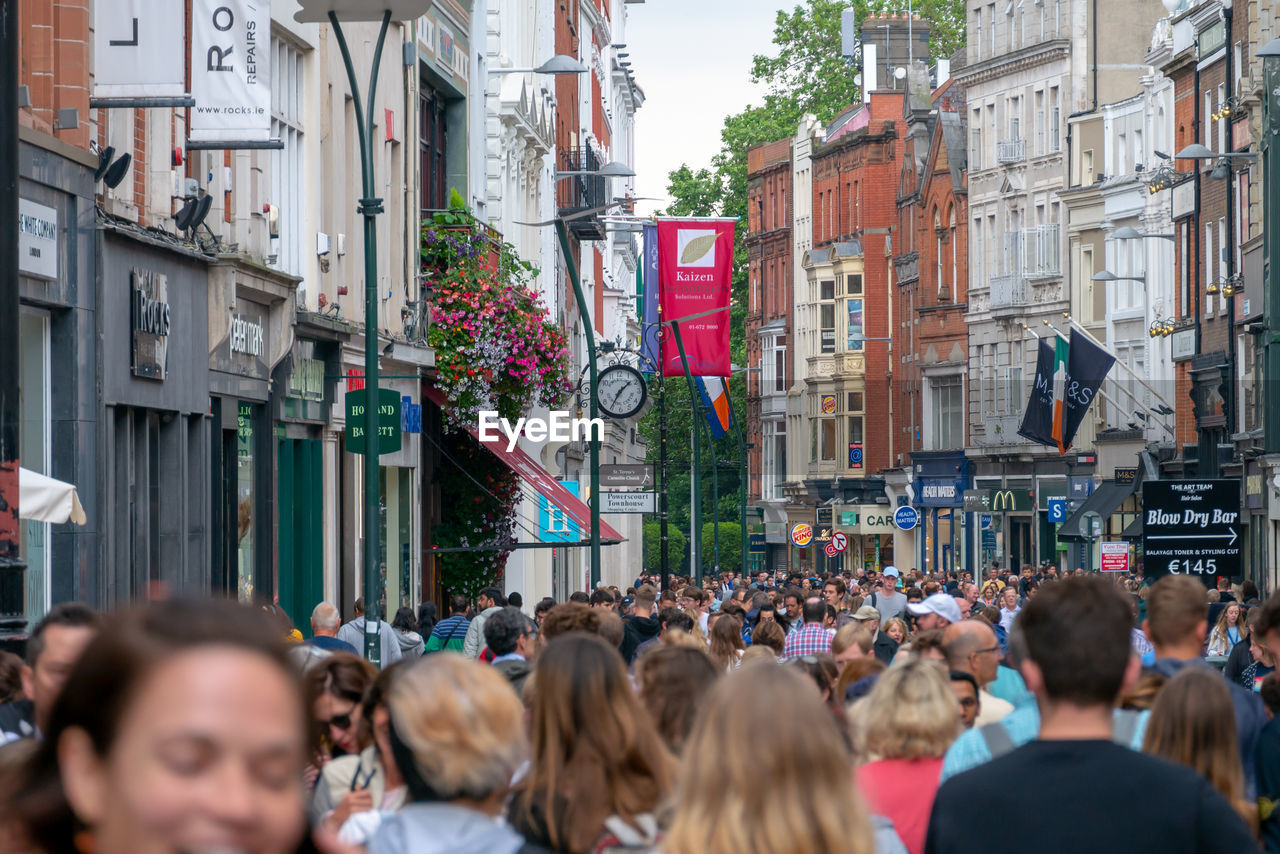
[306,602,359,655]
[944,619,1013,726]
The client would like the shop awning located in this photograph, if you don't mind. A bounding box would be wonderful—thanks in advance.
[1120,515,1143,540]
[1057,480,1130,541]
[19,468,87,525]
[423,388,624,543]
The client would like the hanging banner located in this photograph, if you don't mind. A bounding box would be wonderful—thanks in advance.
[191,0,272,144]
[1019,330,1115,453]
[1018,338,1056,448]
[1061,329,1116,450]
[657,217,734,377]
[696,377,732,439]
[640,223,661,372]
[93,0,186,98]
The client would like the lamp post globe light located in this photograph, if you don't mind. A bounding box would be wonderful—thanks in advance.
[295,0,434,666]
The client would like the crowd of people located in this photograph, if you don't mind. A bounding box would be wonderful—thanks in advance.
[0,561,1278,854]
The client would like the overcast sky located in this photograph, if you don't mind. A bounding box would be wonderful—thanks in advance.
[625,0,785,214]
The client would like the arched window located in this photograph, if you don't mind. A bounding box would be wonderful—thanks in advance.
[934,206,943,296]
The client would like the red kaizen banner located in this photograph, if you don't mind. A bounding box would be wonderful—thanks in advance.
[657,217,735,377]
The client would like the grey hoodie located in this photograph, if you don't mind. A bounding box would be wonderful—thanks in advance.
[395,629,424,659]
[336,617,403,668]
[369,803,525,854]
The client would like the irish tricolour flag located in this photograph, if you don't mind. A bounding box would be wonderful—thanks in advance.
[1050,336,1069,453]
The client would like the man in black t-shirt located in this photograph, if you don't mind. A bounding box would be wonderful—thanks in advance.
[925,576,1255,854]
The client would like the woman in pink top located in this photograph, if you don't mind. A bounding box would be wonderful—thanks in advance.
[851,660,961,854]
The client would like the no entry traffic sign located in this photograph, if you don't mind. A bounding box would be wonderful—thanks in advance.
[1141,480,1241,583]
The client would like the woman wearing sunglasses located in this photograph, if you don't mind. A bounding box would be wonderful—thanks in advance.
[303,654,376,794]
[311,664,407,838]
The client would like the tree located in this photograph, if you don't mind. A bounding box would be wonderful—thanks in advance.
[701,522,743,575]
[643,522,687,575]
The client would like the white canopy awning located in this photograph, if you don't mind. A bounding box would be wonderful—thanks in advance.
[19,468,86,525]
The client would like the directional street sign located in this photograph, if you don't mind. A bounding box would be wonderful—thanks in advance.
[1141,479,1242,583]
[599,490,657,514]
[600,464,654,488]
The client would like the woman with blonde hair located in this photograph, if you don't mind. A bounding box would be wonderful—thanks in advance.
[708,614,746,672]
[882,617,908,645]
[511,633,675,853]
[851,660,960,854]
[1143,667,1258,835]
[365,654,531,853]
[664,663,889,854]
[1207,601,1248,656]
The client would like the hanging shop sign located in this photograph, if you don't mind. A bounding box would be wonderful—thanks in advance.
[600,491,657,514]
[286,342,325,402]
[656,217,735,377]
[1141,480,1241,582]
[92,0,185,99]
[894,506,919,531]
[190,0,271,144]
[345,388,402,454]
[601,465,655,488]
[790,523,813,547]
[18,199,58,280]
[131,268,171,380]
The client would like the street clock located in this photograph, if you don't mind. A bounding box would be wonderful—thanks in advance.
[596,364,648,419]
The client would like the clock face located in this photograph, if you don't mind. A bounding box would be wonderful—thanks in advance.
[596,365,648,419]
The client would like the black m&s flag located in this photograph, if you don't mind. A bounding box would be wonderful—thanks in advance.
[1018,330,1116,453]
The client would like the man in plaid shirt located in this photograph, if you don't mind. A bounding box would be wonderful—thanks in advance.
[782,597,833,659]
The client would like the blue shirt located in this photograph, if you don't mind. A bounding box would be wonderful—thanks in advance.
[307,634,359,655]
[987,665,1034,709]
[940,704,1149,782]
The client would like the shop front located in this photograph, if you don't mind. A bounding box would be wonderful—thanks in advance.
[208,258,297,604]
[912,452,969,577]
[273,315,349,631]
[833,504,896,576]
[16,133,98,621]
[99,228,211,606]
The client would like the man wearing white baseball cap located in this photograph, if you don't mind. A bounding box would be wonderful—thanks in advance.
[908,592,964,631]
[867,565,908,624]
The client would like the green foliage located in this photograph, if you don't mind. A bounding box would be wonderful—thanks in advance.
[449,187,468,209]
[433,430,519,599]
[701,522,743,574]
[750,0,862,124]
[643,522,688,574]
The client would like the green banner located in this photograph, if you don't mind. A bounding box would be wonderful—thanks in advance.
[345,388,402,454]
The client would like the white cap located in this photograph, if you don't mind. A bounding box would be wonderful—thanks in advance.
[908,592,963,625]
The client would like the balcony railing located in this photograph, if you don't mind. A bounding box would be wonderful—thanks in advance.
[557,146,607,241]
[997,138,1025,164]
[989,274,1027,310]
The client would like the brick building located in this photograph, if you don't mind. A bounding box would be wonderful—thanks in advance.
[893,72,972,575]
[745,137,794,571]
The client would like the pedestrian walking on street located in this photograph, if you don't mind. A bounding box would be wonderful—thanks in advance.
[337,598,404,668]
[425,594,472,654]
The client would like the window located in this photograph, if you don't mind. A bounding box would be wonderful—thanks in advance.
[931,375,964,449]
[1009,96,1021,141]
[847,416,864,467]
[810,419,818,462]
[819,279,836,353]
[972,217,983,287]
[270,37,305,276]
[1179,221,1190,316]
[1117,133,1127,175]
[19,308,50,625]
[1003,365,1022,413]
[974,8,983,60]
[1204,222,1214,317]
[420,78,449,211]
[971,108,983,169]
[848,391,864,411]
[762,420,787,499]
[822,419,837,460]
[846,298,864,351]
[1049,87,1060,152]
[1034,89,1044,155]
[1217,84,1226,154]
[1204,91,1213,149]
[1218,218,1227,312]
